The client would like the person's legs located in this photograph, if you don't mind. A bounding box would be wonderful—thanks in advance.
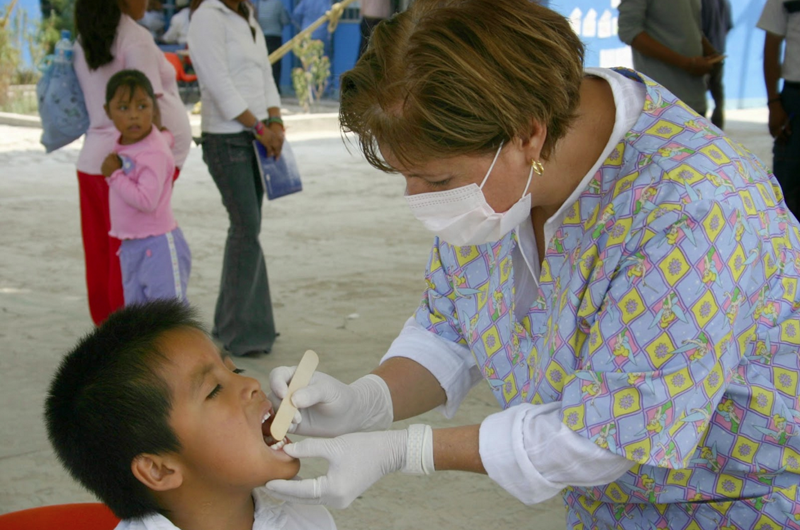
[201,132,277,355]
[773,84,800,220]
[708,63,725,129]
[118,238,147,306]
[265,35,283,92]
[77,171,124,325]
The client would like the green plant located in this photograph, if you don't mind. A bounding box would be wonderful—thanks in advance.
[9,6,57,84]
[39,0,74,53]
[0,1,21,107]
[291,35,330,113]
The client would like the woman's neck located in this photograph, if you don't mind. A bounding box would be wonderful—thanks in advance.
[534,75,617,219]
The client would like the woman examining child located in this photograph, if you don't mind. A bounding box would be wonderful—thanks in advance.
[73,0,191,325]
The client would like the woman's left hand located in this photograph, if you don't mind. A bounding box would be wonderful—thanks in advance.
[267,122,285,159]
[265,429,408,508]
[256,123,285,159]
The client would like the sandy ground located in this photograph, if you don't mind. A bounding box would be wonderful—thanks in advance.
[0,107,774,528]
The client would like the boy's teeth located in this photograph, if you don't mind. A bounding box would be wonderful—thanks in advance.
[262,412,271,424]
[269,440,285,450]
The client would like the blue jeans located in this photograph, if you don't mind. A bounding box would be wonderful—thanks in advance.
[201,132,277,355]
[774,83,800,219]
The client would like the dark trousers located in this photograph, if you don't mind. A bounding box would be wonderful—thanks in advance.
[774,83,800,220]
[707,63,725,129]
[200,132,277,355]
[359,17,385,58]
[265,35,283,93]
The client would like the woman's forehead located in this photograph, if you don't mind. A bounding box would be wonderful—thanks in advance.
[380,144,471,175]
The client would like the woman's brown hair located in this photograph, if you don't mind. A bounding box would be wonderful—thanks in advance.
[339,0,585,172]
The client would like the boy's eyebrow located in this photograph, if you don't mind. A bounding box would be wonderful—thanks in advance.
[191,363,216,396]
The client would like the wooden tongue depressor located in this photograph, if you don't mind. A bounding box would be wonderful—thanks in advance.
[270,349,319,441]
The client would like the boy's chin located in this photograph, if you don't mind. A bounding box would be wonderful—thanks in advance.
[254,458,301,486]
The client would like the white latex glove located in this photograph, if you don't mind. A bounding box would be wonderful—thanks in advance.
[268,369,393,437]
[265,425,434,509]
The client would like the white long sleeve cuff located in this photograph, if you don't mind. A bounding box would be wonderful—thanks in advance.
[381,317,482,418]
[479,402,635,505]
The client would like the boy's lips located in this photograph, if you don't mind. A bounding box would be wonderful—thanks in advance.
[261,405,291,450]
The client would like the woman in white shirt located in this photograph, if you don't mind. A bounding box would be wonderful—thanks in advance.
[187,0,284,356]
[73,0,192,326]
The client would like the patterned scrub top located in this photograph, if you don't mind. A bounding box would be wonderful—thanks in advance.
[415,69,800,530]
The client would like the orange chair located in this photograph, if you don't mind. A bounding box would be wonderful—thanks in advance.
[164,52,198,84]
[0,503,120,530]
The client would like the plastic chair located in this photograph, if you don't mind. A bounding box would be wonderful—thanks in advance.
[0,503,120,530]
[163,52,198,84]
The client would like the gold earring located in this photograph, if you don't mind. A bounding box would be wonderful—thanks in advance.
[531,159,544,176]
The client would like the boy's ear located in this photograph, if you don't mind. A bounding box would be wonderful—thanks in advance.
[131,454,184,492]
[104,103,110,119]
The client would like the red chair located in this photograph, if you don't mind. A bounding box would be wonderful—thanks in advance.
[164,52,198,84]
[0,503,120,530]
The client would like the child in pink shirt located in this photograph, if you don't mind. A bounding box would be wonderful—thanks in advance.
[101,69,191,305]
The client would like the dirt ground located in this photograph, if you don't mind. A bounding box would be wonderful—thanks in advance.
[0,108,773,528]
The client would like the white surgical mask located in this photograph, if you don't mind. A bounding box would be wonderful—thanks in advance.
[405,141,534,246]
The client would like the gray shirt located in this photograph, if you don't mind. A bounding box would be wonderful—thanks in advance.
[257,0,290,37]
[618,0,707,113]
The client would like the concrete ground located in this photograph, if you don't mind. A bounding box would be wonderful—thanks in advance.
[0,107,774,529]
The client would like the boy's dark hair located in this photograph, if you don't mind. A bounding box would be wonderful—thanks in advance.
[45,300,204,519]
[105,69,157,107]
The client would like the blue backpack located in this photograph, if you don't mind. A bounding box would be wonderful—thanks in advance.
[36,31,90,153]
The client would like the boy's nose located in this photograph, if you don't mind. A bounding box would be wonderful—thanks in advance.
[242,376,261,399]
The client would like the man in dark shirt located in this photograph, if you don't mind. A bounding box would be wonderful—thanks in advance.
[701,0,733,129]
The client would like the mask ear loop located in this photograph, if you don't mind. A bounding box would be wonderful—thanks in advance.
[479,140,505,189]
[520,164,534,200]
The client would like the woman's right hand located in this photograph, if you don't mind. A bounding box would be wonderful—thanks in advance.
[256,126,284,159]
[268,370,394,437]
[682,55,716,77]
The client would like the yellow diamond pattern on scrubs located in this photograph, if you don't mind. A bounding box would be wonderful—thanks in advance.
[691,289,718,328]
[645,333,676,369]
[773,367,798,395]
[666,163,704,185]
[613,388,641,416]
[702,363,725,396]
[666,469,691,487]
[749,386,774,417]
[702,203,725,241]
[727,245,748,283]
[658,247,690,285]
[714,475,743,498]
[613,170,639,198]
[699,144,731,165]
[781,277,797,303]
[732,436,759,464]
[781,447,800,472]
[738,190,758,216]
[645,120,683,139]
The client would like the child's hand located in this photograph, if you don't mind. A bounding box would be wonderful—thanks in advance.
[101,154,122,177]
